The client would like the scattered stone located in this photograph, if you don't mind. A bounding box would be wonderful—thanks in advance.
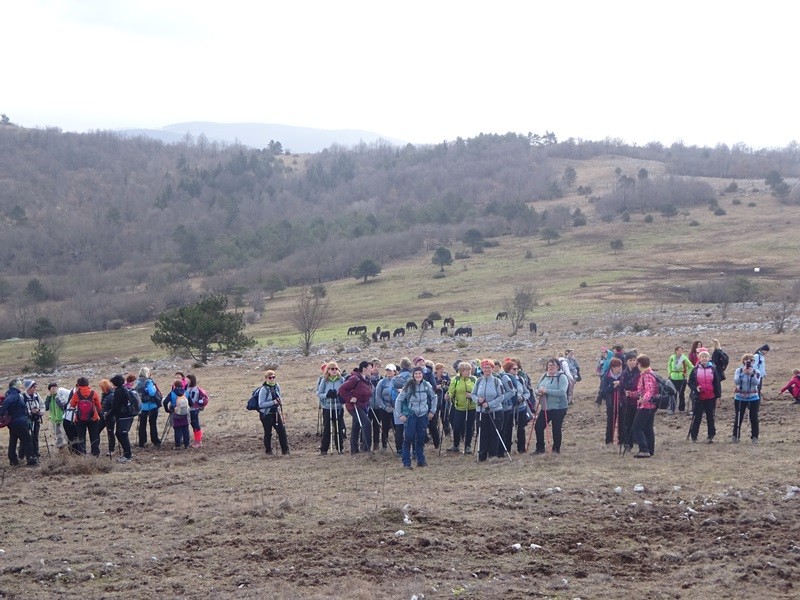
[633,484,645,493]
[614,486,623,494]
[511,543,522,551]
[395,530,405,537]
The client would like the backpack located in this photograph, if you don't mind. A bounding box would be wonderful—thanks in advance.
[174,395,190,416]
[75,389,95,423]
[0,393,9,428]
[650,372,677,410]
[136,378,163,404]
[126,389,142,416]
[246,385,263,411]
[197,387,210,410]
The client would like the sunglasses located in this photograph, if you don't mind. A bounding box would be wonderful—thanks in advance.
[266,376,276,380]
[328,367,339,371]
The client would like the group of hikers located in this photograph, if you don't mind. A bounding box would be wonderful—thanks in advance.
[4,337,799,469]
[1,367,208,466]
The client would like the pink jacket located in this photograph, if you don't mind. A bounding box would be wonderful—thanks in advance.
[636,369,657,410]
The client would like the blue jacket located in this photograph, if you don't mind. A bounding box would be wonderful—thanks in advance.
[258,383,281,414]
[734,367,760,402]
[535,370,570,411]
[394,381,437,419]
[374,377,396,412]
[472,375,510,413]
[2,387,29,426]
[135,377,159,411]
[316,376,343,411]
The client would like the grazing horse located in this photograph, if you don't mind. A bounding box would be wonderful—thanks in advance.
[440,326,448,336]
[454,326,473,337]
[393,327,406,338]
[496,312,508,320]
[406,321,418,330]
[354,325,367,335]
[371,332,378,342]
[421,318,434,330]
[443,317,455,328]
[529,322,538,334]
[347,326,359,335]
[379,330,391,341]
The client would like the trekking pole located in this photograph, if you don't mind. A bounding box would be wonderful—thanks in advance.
[542,396,551,454]
[316,406,322,438]
[353,405,369,452]
[43,427,52,459]
[475,411,482,464]
[437,409,444,457]
[488,411,513,462]
[160,413,173,445]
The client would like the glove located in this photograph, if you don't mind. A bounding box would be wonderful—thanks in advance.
[326,389,338,399]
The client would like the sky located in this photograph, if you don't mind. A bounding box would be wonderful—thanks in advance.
[2,0,798,149]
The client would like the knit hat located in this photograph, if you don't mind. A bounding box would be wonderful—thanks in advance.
[624,352,637,361]
[412,367,424,374]
[110,374,126,387]
[48,382,59,390]
[413,356,425,364]
[23,379,36,391]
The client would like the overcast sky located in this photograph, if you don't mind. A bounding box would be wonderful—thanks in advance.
[3,0,797,149]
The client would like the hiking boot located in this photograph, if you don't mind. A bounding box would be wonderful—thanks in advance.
[667,410,675,415]
[117,456,132,463]
[26,461,39,467]
[446,446,459,453]
[464,447,473,454]
[417,462,427,468]
[751,438,758,445]
[731,435,739,443]
[634,451,651,458]
[706,436,714,444]
[691,438,697,443]
[403,464,413,470]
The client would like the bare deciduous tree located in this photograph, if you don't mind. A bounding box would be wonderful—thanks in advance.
[290,286,331,356]
[503,285,538,336]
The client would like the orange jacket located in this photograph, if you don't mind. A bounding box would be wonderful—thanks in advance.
[69,385,103,422]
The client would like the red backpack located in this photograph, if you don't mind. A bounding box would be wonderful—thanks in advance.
[0,393,10,428]
[74,389,95,423]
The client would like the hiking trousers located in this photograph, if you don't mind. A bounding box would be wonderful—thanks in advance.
[689,399,716,441]
[631,408,656,455]
[8,422,36,465]
[259,410,289,454]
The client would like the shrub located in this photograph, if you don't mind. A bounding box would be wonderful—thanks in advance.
[31,340,60,373]
[748,202,757,207]
[418,291,434,299]
[573,215,587,226]
[689,220,700,226]
[725,181,739,193]
[714,207,726,216]
[525,249,533,259]
[621,211,630,222]
[432,272,446,279]
[579,281,587,288]
[644,214,654,223]
[427,311,442,321]
[732,198,742,205]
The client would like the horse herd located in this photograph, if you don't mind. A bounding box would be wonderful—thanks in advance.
[345,316,537,339]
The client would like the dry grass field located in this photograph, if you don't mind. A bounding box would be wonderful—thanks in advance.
[1,159,799,599]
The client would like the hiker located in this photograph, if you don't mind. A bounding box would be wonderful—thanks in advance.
[21,380,45,462]
[414,356,440,449]
[565,349,581,404]
[667,346,693,414]
[732,354,761,444]
[367,358,384,451]
[339,361,374,454]
[710,339,730,382]
[632,355,657,458]
[4,379,38,466]
[316,361,345,455]
[504,359,531,454]
[99,378,115,455]
[185,374,207,448]
[557,353,576,406]
[68,377,103,456]
[257,370,289,456]
[44,382,68,450]
[619,352,640,452]
[474,359,509,461]
[394,366,437,469]
[135,367,162,449]
[688,341,703,367]
[687,351,722,443]
[61,386,79,454]
[752,344,769,392]
[599,358,624,446]
[109,374,135,463]
[779,369,800,404]
[434,362,451,439]
[373,363,397,452]
[164,381,191,449]
[532,357,570,455]
[445,361,477,454]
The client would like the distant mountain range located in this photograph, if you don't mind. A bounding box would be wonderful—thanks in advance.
[118,121,405,153]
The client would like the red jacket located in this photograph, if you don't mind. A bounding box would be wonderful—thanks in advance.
[338,371,373,413]
[780,375,800,399]
[636,369,657,410]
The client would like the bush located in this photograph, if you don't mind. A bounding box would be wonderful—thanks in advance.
[427,311,442,321]
[732,198,742,205]
[748,202,757,207]
[525,249,533,259]
[579,281,587,288]
[418,291,434,299]
[621,211,630,222]
[573,215,587,226]
[31,340,60,373]
[432,272,446,279]
[725,181,739,193]
[714,207,726,216]
[689,220,700,226]
[644,214,654,223]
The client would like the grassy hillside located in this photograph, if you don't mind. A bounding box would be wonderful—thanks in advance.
[1,155,797,373]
